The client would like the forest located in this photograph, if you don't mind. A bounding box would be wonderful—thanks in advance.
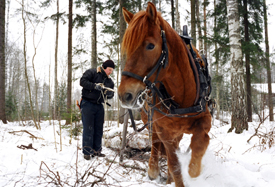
[0,0,274,132]
[1,0,275,186]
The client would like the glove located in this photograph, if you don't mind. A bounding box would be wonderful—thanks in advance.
[94,84,103,91]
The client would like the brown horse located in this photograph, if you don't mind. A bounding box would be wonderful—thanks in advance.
[118,2,212,187]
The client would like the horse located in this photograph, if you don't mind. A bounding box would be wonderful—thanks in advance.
[118,2,212,187]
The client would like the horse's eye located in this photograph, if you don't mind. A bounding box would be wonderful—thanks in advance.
[146,43,155,50]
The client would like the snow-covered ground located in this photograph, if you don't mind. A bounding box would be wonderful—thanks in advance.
[0,112,275,187]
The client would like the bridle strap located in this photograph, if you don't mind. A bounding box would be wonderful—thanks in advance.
[122,71,143,82]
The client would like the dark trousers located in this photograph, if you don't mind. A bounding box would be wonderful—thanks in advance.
[81,99,104,155]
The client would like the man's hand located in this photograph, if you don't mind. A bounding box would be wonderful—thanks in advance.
[94,84,103,91]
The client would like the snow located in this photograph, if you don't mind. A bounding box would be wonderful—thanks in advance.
[252,83,275,94]
[1,113,275,187]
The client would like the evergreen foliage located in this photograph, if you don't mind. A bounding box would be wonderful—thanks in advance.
[5,92,17,121]
[239,0,265,83]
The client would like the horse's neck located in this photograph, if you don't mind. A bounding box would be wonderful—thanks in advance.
[161,35,197,108]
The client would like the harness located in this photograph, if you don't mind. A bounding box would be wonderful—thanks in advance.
[122,25,213,134]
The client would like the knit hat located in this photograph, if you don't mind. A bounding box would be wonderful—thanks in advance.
[102,60,115,69]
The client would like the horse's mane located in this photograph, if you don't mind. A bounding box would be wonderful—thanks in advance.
[122,11,166,56]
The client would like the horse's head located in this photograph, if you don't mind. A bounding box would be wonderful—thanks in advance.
[118,2,164,109]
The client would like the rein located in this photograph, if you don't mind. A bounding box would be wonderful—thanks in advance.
[122,25,213,133]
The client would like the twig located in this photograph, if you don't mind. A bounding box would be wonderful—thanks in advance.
[17,143,37,151]
[39,161,63,187]
[9,130,44,140]
[247,113,275,143]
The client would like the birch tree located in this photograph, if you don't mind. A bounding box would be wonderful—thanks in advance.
[227,0,248,133]
[171,0,175,29]
[175,0,181,34]
[191,0,196,47]
[203,0,209,57]
[195,0,203,50]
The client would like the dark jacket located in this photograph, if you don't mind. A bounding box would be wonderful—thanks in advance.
[80,67,114,104]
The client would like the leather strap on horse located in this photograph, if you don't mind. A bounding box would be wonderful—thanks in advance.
[128,109,149,132]
[182,41,200,105]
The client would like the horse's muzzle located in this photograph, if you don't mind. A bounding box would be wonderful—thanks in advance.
[119,90,145,109]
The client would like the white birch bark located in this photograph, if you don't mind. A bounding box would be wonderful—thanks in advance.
[175,0,181,34]
[227,0,248,133]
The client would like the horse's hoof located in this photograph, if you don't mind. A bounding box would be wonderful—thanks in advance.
[148,167,159,180]
[188,162,201,178]
[166,176,174,184]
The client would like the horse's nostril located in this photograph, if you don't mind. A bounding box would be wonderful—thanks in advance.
[125,93,133,102]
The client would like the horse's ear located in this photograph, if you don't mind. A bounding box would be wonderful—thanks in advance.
[146,2,157,23]
[122,7,134,24]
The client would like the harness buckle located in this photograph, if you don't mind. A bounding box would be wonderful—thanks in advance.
[205,96,210,101]
[160,56,165,66]
[198,100,203,112]
[143,76,147,83]
[161,30,165,36]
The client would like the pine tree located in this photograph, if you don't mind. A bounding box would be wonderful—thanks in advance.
[0,0,7,123]
[67,0,73,124]
[211,0,230,119]
[239,0,264,122]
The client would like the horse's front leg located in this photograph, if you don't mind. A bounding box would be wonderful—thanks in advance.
[148,124,163,180]
[156,126,184,187]
[188,116,211,178]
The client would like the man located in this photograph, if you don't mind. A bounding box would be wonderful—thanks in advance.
[80,60,115,160]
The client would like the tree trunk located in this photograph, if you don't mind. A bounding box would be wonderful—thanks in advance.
[119,0,127,124]
[117,43,120,127]
[91,0,97,68]
[54,0,59,120]
[243,0,252,122]
[119,0,126,70]
[0,0,7,124]
[191,0,196,47]
[214,0,220,120]
[227,0,248,133]
[30,24,40,127]
[26,11,42,127]
[138,0,142,11]
[263,0,273,121]
[22,0,39,129]
[203,0,208,57]
[175,0,181,34]
[171,0,175,29]
[67,0,73,124]
[195,0,203,50]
